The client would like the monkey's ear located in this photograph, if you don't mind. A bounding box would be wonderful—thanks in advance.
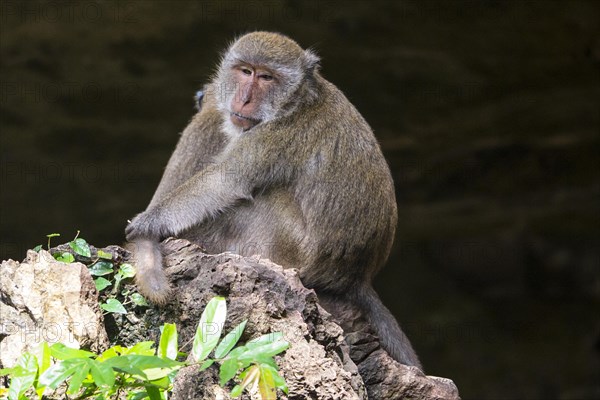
[194,90,205,111]
[304,49,321,73]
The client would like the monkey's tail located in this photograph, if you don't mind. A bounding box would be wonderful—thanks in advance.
[127,238,171,304]
[355,284,422,369]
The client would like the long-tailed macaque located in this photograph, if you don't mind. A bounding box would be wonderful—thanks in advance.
[126,32,421,368]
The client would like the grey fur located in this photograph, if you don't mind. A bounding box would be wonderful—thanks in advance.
[126,32,421,368]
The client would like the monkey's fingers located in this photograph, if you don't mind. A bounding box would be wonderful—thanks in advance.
[125,225,135,241]
[125,220,144,241]
[125,211,151,240]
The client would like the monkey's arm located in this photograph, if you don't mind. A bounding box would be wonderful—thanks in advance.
[126,133,284,241]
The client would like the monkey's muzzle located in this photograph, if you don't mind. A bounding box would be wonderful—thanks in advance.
[230,112,261,131]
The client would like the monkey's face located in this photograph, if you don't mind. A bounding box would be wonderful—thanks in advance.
[215,32,321,136]
[228,63,278,131]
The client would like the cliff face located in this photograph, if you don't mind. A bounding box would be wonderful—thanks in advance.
[1,1,598,399]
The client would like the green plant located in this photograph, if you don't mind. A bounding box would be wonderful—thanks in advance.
[0,328,182,400]
[189,297,289,398]
[37,232,148,314]
[0,297,289,400]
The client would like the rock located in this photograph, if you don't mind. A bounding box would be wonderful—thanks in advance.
[0,250,108,368]
[320,290,460,400]
[147,238,459,399]
[0,241,460,399]
[358,350,460,400]
[156,238,366,399]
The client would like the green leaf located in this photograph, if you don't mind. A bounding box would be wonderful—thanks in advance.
[100,298,127,314]
[245,332,283,349]
[237,340,289,363]
[192,297,227,362]
[33,245,42,252]
[39,358,86,389]
[224,345,249,360]
[94,277,112,291]
[261,364,287,394]
[1,365,19,376]
[97,249,112,259]
[66,363,89,395]
[0,367,17,377]
[36,342,52,375]
[97,345,125,361]
[125,341,156,356]
[144,384,162,400]
[218,344,262,373]
[106,355,181,372]
[143,365,181,382]
[88,359,115,387]
[238,366,250,381]
[104,354,183,382]
[254,356,278,369]
[158,323,178,360]
[50,343,95,360]
[130,293,149,306]
[198,359,214,372]
[129,391,151,400]
[35,342,52,398]
[147,375,170,389]
[69,238,91,257]
[230,384,244,397]
[214,320,247,359]
[7,369,36,400]
[100,357,146,378]
[258,364,277,400]
[118,263,136,278]
[6,354,39,400]
[54,252,75,263]
[17,353,38,373]
[177,350,188,359]
[218,358,240,386]
[89,260,114,276]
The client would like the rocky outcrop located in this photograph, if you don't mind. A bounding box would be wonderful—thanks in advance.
[0,250,108,368]
[0,240,460,399]
[149,239,461,399]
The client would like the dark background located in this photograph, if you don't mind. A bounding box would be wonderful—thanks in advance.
[1,1,599,399]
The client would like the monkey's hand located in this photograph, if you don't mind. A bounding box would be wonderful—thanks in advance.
[125,208,170,241]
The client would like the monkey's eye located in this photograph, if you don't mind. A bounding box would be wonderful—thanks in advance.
[259,74,273,81]
[240,67,252,76]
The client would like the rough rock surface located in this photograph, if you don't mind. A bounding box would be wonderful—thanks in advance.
[155,238,366,399]
[0,249,108,368]
[153,238,460,399]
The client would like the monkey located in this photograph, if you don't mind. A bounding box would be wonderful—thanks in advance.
[125,32,421,368]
